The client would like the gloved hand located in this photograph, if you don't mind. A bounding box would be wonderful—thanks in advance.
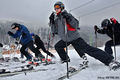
[8,31,13,36]
[61,11,71,22]
[110,18,117,24]
[0,43,3,47]
[49,12,55,23]
[15,42,19,45]
[52,33,55,37]
[16,38,20,41]
[94,25,99,31]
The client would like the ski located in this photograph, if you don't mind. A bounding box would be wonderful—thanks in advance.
[30,58,56,66]
[0,67,49,77]
[56,65,88,80]
[0,63,9,67]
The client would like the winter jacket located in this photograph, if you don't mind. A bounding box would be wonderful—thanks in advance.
[11,24,33,45]
[50,10,80,42]
[97,22,120,40]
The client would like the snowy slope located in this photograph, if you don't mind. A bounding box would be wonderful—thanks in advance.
[0,46,120,80]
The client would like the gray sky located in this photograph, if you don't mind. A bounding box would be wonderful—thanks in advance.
[0,0,120,27]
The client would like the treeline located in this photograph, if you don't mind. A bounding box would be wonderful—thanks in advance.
[0,21,110,47]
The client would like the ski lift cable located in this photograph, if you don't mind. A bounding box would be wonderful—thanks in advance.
[69,0,95,12]
[78,1,120,18]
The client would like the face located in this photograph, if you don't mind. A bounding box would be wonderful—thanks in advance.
[55,8,61,13]
[54,5,61,13]
[105,26,107,29]
[32,36,34,38]
[14,27,19,30]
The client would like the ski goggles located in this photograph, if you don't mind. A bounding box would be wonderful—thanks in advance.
[54,5,60,9]
[11,25,16,29]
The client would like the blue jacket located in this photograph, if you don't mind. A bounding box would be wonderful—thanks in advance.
[11,24,33,45]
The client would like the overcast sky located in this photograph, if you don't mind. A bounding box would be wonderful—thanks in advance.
[0,0,120,27]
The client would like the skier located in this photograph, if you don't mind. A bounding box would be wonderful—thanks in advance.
[30,33,55,58]
[94,18,120,55]
[49,1,120,70]
[0,43,4,61]
[7,23,45,61]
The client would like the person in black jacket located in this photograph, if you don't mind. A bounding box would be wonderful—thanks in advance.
[94,18,120,55]
[30,33,55,58]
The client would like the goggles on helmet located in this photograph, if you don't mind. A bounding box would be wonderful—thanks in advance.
[11,25,16,29]
[54,5,60,9]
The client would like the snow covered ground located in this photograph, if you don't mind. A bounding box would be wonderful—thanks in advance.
[0,46,120,80]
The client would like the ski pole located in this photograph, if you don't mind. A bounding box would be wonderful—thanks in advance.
[11,35,22,60]
[45,28,51,65]
[95,29,97,47]
[112,26,116,60]
[8,36,12,61]
[64,19,69,79]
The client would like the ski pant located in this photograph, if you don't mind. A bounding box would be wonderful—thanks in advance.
[55,37,114,66]
[21,47,33,58]
[105,40,120,54]
[36,43,53,56]
[20,41,41,58]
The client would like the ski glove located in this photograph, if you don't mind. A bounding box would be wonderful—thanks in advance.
[61,11,71,22]
[49,12,55,24]
[0,43,3,47]
[16,37,20,41]
[8,31,14,36]
[15,42,19,45]
[52,33,55,37]
[94,25,99,31]
[110,18,117,24]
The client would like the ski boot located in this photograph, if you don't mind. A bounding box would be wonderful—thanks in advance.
[38,54,45,62]
[25,55,32,61]
[5,57,10,62]
[0,58,4,62]
[68,67,77,73]
[50,54,56,59]
[12,57,20,62]
[109,59,120,71]
[0,69,10,74]
[33,57,40,62]
[60,58,70,64]
[79,55,89,69]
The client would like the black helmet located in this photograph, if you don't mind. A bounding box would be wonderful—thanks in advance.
[54,1,65,10]
[11,22,20,29]
[101,19,110,28]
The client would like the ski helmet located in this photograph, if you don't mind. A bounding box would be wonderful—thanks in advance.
[30,33,34,36]
[11,22,20,29]
[54,1,65,10]
[101,19,110,28]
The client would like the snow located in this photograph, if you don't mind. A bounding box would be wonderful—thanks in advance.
[0,46,120,80]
